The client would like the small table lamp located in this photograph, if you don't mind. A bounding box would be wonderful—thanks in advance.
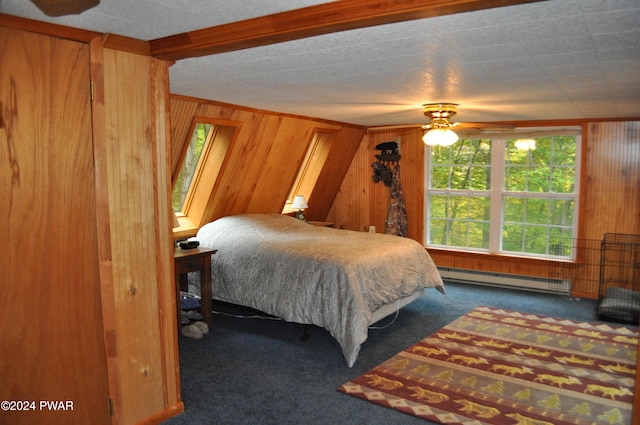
[291,195,308,220]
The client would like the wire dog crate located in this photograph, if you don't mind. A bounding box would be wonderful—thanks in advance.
[547,237,602,296]
[597,233,640,324]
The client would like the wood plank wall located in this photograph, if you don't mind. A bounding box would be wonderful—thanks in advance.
[169,95,366,231]
[0,26,111,425]
[327,128,426,240]
[328,121,640,298]
[98,47,180,424]
[583,122,640,238]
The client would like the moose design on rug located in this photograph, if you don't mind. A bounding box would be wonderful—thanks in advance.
[339,306,636,425]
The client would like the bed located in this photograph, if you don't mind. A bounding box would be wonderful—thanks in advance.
[191,214,445,367]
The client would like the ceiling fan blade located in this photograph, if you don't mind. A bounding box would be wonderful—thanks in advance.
[456,122,515,130]
[367,123,424,131]
[30,0,100,17]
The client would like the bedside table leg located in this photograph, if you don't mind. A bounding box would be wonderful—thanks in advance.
[175,269,182,330]
[201,256,212,327]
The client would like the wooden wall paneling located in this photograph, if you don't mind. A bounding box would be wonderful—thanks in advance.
[169,94,366,228]
[351,129,426,238]
[100,47,177,423]
[582,121,640,240]
[0,13,150,56]
[396,129,425,242]
[205,110,277,219]
[89,36,123,425]
[169,98,258,225]
[569,121,640,296]
[103,47,162,422]
[326,132,374,231]
[149,56,183,418]
[0,27,111,425]
[426,249,546,273]
[367,132,390,233]
[196,101,242,122]
[287,129,336,209]
[308,126,366,222]
[169,96,199,177]
[247,117,315,213]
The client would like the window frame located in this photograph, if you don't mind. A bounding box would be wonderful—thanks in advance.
[282,129,336,214]
[172,118,239,234]
[424,127,582,260]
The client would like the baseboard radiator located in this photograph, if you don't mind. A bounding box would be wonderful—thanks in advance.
[438,267,571,295]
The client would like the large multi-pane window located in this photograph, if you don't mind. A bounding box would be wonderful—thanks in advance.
[425,129,580,258]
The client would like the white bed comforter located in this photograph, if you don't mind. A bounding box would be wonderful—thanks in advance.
[194,214,444,366]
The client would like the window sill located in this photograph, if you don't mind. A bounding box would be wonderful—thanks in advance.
[172,215,198,239]
[424,246,578,266]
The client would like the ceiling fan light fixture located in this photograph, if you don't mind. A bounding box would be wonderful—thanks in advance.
[422,103,460,146]
[423,103,458,121]
[514,138,536,150]
[423,128,459,146]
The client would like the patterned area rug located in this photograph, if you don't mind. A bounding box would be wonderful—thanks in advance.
[339,306,638,425]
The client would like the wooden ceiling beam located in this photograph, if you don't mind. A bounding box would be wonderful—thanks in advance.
[149,0,546,61]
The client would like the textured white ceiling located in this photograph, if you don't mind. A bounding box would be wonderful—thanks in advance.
[2,0,639,126]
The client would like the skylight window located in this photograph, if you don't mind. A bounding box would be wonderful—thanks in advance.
[282,130,336,214]
[172,119,236,232]
[173,122,212,212]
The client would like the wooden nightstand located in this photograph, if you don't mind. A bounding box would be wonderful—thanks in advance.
[174,247,217,328]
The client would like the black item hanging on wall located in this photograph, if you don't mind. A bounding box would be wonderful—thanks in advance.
[371,141,400,187]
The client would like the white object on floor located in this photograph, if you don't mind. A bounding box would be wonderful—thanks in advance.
[192,321,209,335]
[181,324,203,339]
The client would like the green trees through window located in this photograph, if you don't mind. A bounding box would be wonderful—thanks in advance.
[173,123,211,212]
[426,130,580,258]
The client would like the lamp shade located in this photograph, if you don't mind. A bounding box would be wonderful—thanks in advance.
[291,195,308,210]
[422,128,459,146]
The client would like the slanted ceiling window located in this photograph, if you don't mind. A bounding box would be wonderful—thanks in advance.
[173,119,236,231]
[173,122,211,212]
[282,130,336,214]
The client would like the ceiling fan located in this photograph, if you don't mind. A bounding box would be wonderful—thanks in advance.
[30,0,99,17]
[369,103,515,146]
[421,103,463,146]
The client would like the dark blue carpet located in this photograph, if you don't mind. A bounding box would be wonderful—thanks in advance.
[164,282,607,425]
